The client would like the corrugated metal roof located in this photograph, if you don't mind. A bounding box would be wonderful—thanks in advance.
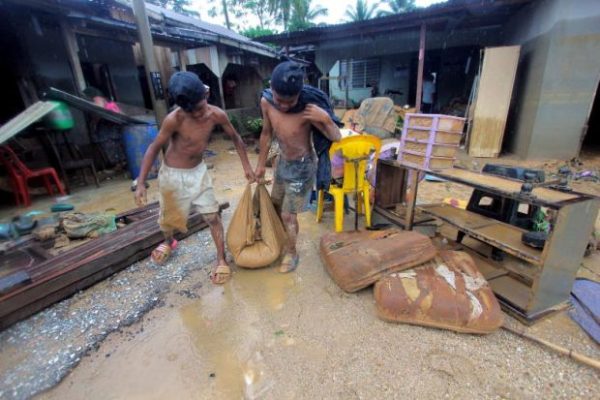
[256,0,533,44]
[0,102,59,144]
[144,3,274,53]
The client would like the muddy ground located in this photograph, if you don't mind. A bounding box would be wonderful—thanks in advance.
[1,135,599,400]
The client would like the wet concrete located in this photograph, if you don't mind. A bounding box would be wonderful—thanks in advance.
[1,136,600,399]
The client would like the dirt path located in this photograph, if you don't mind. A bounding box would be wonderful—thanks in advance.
[1,136,599,399]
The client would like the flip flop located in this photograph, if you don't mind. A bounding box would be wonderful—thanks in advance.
[279,254,299,274]
[151,239,178,264]
[211,265,231,284]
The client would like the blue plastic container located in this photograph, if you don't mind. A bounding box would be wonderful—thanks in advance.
[122,123,160,179]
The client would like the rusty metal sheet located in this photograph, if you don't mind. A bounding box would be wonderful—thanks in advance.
[320,229,436,293]
[374,251,504,334]
[44,88,145,125]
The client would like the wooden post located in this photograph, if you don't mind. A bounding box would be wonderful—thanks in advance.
[132,0,169,126]
[178,48,187,72]
[405,170,420,231]
[60,20,86,95]
[415,23,426,113]
[217,76,226,109]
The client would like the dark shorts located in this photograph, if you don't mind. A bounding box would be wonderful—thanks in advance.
[271,154,317,214]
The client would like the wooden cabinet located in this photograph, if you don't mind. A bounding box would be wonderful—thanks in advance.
[374,160,600,324]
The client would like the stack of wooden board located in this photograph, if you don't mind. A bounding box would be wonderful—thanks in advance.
[0,202,228,330]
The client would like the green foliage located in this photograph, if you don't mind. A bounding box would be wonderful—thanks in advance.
[288,0,328,31]
[244,117,264,137]
[376,0,416,17]
[395,114,404,132]
[344,0,379,22]
[228,113,241,132]
[206,0,279,31]
[241,27,278,39]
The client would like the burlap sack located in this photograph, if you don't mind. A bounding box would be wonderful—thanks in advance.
[320,229,437,293]
[226,184,286,268]
[374,251,504,334]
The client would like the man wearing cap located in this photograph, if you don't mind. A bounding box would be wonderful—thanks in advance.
[135,72,255,284]
[255,61,342,273]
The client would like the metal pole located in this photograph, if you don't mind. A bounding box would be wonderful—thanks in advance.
[415,23,426,113]
[132,0,169,126]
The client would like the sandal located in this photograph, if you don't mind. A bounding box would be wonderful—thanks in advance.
[211,264,231,284]
[279,254,299,274]
[151,239,178,264]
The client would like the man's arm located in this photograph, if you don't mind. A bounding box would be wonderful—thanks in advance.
[255,98,273,180]
[134,115,175,206]
[217,109,255,182]
[302,104,341,142]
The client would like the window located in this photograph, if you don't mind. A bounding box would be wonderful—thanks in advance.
[339,58,379,89]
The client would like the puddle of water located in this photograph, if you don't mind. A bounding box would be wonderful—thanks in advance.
[38,266,298,400]
[178,267,297,398]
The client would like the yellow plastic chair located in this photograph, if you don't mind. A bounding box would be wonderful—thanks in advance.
[316,135,381,232]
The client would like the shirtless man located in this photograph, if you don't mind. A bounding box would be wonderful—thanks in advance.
[255,62,341,273]
[135,72,255,284]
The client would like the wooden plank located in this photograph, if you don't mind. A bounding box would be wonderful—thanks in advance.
[428,168,579,205]
[420,204,543,264]
[0,218,208,330]
[0,203,228,330]
[375,161,408,208]
[468,46,520,157]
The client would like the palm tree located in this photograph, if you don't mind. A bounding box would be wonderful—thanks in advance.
[377,0,416,17]
[269,0,293,30]
[288,0,328,31]
[344,0,379,22]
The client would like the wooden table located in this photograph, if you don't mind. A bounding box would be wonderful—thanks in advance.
[375,160,600,323]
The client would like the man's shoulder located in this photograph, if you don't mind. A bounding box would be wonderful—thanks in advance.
[207,104,227,121]
[164,108,183,128]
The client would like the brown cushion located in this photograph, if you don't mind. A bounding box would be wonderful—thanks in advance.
[374,251,504,334]
[320,229,436,293]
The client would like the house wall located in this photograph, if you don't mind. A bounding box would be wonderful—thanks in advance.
[504,0,600,159]
[328,61,371,106]
[314,26,503,76]
[77,35,145,108]
[222,64,262,109]
[316,25,502,110]
[12,12,90,144]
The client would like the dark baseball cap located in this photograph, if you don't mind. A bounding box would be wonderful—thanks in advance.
[168,72,206,112]
[271,61,304,97]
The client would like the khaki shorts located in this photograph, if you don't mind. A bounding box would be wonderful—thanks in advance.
[157,162,219,233]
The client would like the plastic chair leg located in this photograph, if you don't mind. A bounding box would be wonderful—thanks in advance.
[19,179,31,207]
[356,192,363,215]
[51,170,66,196]
[363,185,372,228]
[333,191,345,232]
[42,175,54,196]
[316,189,325,222]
